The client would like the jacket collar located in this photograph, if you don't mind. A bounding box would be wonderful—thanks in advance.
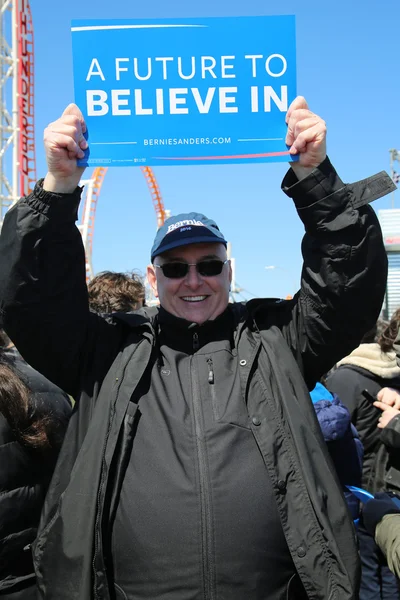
[157,305,235,353]
[337,342,400,379]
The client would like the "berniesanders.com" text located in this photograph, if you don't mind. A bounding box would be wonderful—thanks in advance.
[144,137,231,146]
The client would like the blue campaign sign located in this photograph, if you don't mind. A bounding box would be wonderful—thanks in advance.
[71,16,297,167]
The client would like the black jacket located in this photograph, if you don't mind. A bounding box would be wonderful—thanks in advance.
[374,414,400,493]
[0,349,72,595]
[0,159,394,600]
[326,350,400,491]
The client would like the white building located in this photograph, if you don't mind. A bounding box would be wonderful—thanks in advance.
[378,208,400,319]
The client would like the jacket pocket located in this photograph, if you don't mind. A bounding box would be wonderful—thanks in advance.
[385,465,400,492]
[205,353,250,428]
[106,402,139,534]
[286,572,308,600]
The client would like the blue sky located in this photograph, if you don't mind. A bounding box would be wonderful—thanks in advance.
[31,0,399,299]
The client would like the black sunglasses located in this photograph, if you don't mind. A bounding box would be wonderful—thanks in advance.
[154,259,228,279]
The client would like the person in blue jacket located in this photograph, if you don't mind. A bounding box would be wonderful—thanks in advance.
[310,381,363,520]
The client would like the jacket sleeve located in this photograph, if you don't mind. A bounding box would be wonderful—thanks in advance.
[325,369,382,456]
[375,514,400,578]
[255,158,394,389]
[0,180,122,396]
[381,415,400,449]
[325,370,361,420]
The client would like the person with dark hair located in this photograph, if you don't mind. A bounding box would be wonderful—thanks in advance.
[0,359,71,599]
[0,329,72,420]
[88,270,145,314]
[360,319,390,346]
[326,312,400,599]
[0,96,395,599]
[380,309,400,354]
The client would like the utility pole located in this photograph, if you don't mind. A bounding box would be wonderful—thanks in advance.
[389,149,399,208]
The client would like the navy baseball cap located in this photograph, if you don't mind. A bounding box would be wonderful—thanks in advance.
[151,212,227,262]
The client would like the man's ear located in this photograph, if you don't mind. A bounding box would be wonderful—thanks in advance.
[147,264,158,298]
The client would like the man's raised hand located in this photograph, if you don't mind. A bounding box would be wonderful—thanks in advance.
[285,96,327,175]
[43,104,88,193]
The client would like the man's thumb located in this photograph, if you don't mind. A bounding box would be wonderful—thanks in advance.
[62,104,86,133]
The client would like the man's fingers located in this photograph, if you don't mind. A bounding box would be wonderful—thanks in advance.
[46,111,88,156]
[377,388,400,406]
[47,122,88,151]
[375,402,400,429]
[62,103,82,117]
[285,96,309,124]
[374,400,391,411]
[289,123,326,154]
[293,116,321,138]
[47,133,85,159]
[48,123,81,139]
[62,103,85,123]
[62,103,87,134]
[286,112,319,145]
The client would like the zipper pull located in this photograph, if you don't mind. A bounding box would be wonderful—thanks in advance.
[193,332,199,351]
[206,358,214,384]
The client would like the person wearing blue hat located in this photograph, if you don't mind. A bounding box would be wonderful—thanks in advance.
[148,211,231,325]
[0,96,395,600]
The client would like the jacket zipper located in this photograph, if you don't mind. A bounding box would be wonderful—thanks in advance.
[207,358,219,421]
[191,348,215,599]
[193,331,199,351]
[206,357,214,384]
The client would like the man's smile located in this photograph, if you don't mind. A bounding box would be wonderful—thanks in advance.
[181,295,209,303]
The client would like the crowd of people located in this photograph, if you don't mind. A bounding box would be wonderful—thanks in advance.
[0,95,398,599]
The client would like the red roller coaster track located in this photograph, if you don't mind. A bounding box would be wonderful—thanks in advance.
[79,166,167,281]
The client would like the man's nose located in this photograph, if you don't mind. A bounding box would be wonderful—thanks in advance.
[184,264,202,288]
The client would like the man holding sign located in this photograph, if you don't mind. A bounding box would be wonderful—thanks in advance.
[70,16,298,167]
[0,96,395,600]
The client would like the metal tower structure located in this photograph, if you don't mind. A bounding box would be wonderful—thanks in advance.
[0,0,36,228]
[389,148,400,207]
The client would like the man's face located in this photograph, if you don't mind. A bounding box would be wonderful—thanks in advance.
[147,242,232,324]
